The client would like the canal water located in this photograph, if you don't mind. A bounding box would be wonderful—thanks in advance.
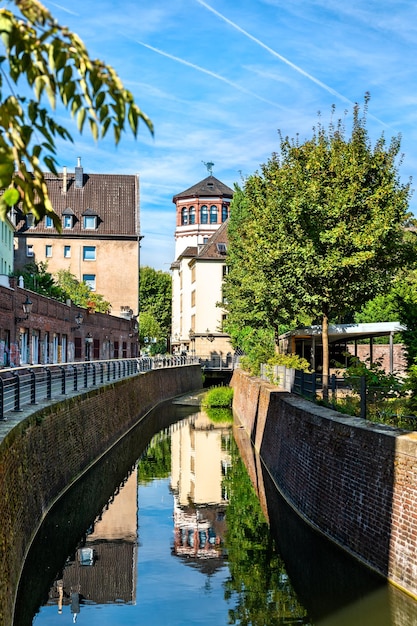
[14,399,417,625]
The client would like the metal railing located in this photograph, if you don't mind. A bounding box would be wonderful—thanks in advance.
[0,355,197,421]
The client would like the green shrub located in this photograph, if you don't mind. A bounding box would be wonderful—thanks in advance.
[205,407,234,423]
[203,386,234,408]
[264,353,311,384]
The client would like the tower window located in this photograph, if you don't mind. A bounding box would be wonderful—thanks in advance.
[210,205,218,224]
[181,207,188,225]
[222,204,228,222]
[189,206,196,224]
[200,205,208,224]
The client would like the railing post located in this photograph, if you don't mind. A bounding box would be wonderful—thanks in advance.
[113,361,116,380]
[360,375,367,419]
[46,368,52,400]
[74,366,78,392]
[83,363,88,388]
[59,366,66,395]
[29,369,37,405]
[0,377,4,420]
[92,363,97,386]
[100,363,104,384]
[13,373,22,411]
[107,362,111,382]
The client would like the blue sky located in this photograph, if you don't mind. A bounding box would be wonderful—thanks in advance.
[42,0,417,270]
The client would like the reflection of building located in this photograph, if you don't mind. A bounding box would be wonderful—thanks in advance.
[170,411,231,571]
[48,467,138,610]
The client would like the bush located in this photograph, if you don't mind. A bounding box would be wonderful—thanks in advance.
[264,353,311,384]
[203,386,234,408]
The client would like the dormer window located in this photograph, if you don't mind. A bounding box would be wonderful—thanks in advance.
[217,243,227,254]
[45,215,53,228]
[62,207,75,229]
[82,208,99,230]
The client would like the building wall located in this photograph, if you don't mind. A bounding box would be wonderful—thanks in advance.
[0,218,14,277]
[231,368,417,599]
[15,236,139,317]
[0,364,202,625]
[0,280,137,367]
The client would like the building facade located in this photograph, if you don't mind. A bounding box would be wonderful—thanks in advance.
[0,215,14,279]
[171,174,233,359]
[13,159,140,320]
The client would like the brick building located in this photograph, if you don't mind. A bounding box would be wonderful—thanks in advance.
[0,278,138,367]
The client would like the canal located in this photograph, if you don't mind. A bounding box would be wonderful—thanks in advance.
[14,397,417,625]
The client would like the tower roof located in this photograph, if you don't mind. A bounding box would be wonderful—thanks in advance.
[173,176,233,202]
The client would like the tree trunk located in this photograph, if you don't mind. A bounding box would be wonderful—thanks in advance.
[322,313,329,401]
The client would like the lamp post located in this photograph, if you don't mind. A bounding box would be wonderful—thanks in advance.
[15,295,33,324]
[71,312,84,331]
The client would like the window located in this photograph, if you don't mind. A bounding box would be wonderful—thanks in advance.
[210,205,218,224]
[191,290,196,307]
[217,242,227,255]
[189,206,196,224]
[64,245,71,258]
[191,266,196,283]
[45,245,52,258]
[45,216,53,228]
[200,205,208,224]
[181,207,188,225]
[222,204,228,222]
[83,215,97,230]
[83,274,96,291]
[63,215,73,229]
[83,246,96,261]
[74,337,82,359]
[26,244,34,257]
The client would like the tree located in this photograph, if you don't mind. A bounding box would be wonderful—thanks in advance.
[11,260,66,300]
[0,0,153,226]
[55,269,111,313]
[225,96,414,395]
[139,266,172,342]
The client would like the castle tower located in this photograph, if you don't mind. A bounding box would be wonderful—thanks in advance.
[172,170,233,259]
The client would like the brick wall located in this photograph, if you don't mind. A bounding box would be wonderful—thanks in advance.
[0,365,202,625]
[231,369,417,599]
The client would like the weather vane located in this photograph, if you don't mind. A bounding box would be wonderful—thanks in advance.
[202,161,214,176]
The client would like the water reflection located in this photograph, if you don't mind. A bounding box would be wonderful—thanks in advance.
[14,398,417,625]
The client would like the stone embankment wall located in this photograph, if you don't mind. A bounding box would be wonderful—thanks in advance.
[231,368,417,599]
[0,365,202,626]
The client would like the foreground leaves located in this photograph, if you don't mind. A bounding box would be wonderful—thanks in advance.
[0,0,153,226]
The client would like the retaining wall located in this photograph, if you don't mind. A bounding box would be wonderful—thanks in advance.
[231,368,417,599]
[0,365,202,626]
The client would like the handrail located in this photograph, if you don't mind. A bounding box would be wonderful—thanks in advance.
[0,356,198,421]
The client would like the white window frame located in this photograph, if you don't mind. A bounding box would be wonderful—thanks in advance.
[64,245,71,258]
[45,244,52,258]
[83,215,97,230]
[63,215,73,229]
[26,244,34,257]
[83,273,96,291]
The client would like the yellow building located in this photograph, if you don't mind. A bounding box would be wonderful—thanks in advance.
[13,159,140,319]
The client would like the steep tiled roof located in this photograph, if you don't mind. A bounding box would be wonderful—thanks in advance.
[15,170,139,237]
[195,220,229,261]
[173,176,233,202]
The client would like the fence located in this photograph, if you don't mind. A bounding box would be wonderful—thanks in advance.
[0,355,197,421]
[260,364,369,419]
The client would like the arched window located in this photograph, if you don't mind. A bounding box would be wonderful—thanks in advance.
[200,205,208,224]
[181,207,188,225]
[222,204,228,222]
[189,206,196,224]
[210,205,218,224]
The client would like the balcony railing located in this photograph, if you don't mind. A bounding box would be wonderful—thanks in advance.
[0,356,197,421]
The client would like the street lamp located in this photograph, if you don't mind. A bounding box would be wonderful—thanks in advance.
[15,296,33,324]
[71,312,84,331]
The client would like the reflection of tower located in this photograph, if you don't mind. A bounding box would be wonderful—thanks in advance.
[170,411,231,570]
[49,466,138,609]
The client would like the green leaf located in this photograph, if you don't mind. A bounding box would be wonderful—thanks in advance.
[3,187,20,206]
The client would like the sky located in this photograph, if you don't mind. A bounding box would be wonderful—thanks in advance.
[40,0,417,270]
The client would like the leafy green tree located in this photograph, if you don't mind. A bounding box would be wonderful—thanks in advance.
[225,96,414,395]
[55,268,111,313]
[11,260,65,299]
[0,0,153,226]
[139,266,172,352]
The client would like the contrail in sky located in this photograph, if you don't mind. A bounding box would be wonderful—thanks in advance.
[196,0,354,106]
[135,40,285,110]
[196,0,389,127]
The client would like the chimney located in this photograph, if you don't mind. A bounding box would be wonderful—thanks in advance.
[62,166,67,195]
[75,157,84,189]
